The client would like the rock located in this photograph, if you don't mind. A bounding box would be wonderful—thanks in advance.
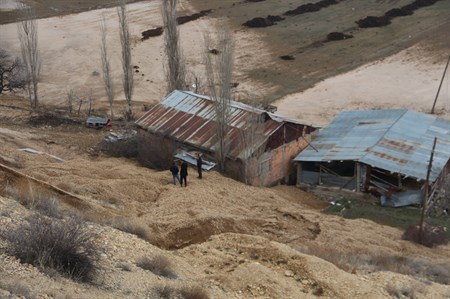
[284,270,294,277]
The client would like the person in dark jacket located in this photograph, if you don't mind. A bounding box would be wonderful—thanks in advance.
[196,153,203,179]
[169,161,180,185]
[180,161,188,187]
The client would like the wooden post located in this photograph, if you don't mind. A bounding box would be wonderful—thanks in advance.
[297,162,302,186]
[419,137,437,244]
[356,162,361,192]
[431,55,450,114]
[319,165,322,185]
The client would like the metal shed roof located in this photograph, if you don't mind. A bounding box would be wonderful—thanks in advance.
[136,90,311,159]
[294,109,450,181]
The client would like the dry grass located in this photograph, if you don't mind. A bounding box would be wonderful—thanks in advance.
[0,280,35,298]
[297,244,450,285]
[152,284,210,299]
[402,224,449,248]
[385,283,425,299]
[4,181,62,218]
[136,255,177,279]
[1,215,100,282]
[111,217,151,242]
[179,285,210,299]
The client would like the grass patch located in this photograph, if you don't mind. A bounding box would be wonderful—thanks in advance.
[4,180,62,218]
[297,244,450,284]
[111,217,151,242]
[152,284,209,299]
[136,255,177,279]
[324,197,450,238]
[386,282,425,299]
[1,215,100,282]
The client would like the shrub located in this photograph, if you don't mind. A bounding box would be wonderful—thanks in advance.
[112,217,150,241]
[136,255,177,279]
[386,283,424,299]
[2,215,100,282]
[4,181,61,218]
[179,285,210,299]
[152,285,210,299]
[402,223,448,248]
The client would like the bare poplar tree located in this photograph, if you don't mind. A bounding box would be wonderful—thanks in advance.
[100,16,115,119]
[17,6,41,109]
[204,28,234,172]
[162,0,186,93]
[117,1,134,121]
[239,105,266,185]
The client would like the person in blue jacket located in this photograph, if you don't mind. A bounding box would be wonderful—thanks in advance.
[169,161,180,185]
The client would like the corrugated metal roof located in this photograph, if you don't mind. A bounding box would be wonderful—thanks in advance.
[294,109,450,181]
[136,90,310,159]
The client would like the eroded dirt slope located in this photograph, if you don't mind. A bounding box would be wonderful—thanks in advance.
[0,110,449,298]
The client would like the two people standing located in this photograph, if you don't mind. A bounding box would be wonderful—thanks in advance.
[170,160,188,187]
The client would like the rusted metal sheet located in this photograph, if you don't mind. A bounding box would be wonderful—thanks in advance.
[295,109,450,181]
[135,90,313,160]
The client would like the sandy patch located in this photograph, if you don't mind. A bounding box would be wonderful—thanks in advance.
[274,45,450,126]
[0,0,273,117]
[0,0,25,11]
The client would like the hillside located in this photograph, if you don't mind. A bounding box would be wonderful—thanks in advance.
[1,0,450,297]
[0,98,450,298]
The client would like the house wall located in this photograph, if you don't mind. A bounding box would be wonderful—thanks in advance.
[251,137,310,187]
[137,127,312,187]
[137,129,179,170]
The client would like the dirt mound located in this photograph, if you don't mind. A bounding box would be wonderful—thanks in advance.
[280,55,295,61]
[356,16,391,28]
[141,9,211,40]
[176,9,211,25]
[356,0,443,28]
[283,0,339,16]
[326,32,353,41]
[141,27,163,40]
[243,15,285,28]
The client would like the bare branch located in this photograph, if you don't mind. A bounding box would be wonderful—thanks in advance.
[162,0,186,93]
[100,16,115,120]
[203,27,234,172]
[17,6,41,109]
[117,0,134,121]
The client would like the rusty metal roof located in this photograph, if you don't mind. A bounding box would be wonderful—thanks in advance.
[294,109,450,181]
[135,90,310,159]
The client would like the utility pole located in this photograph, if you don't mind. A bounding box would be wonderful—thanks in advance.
[431,55,450,114]
[418,137,437,244]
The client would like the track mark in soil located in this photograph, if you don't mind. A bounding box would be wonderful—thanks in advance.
[280,31,353,61]
[356,0,444,28]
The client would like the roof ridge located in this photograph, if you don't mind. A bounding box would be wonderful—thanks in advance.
[360,109,409,165]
